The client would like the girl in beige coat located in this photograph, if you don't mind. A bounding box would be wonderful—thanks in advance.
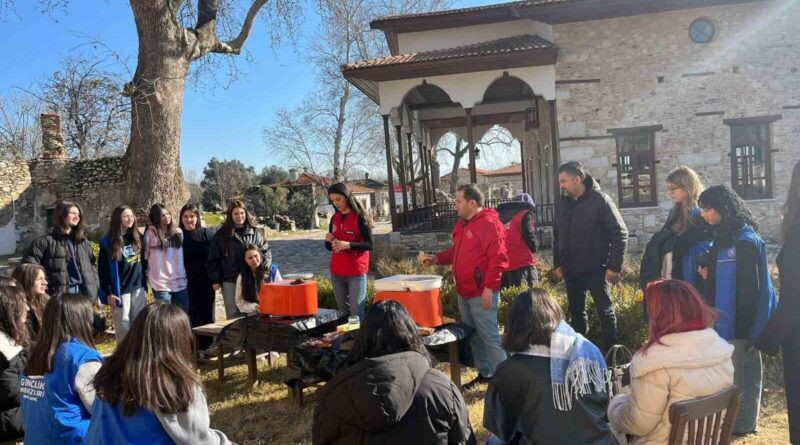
[608,280,734,444]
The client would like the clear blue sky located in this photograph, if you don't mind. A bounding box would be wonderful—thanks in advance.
[0,0,505,177]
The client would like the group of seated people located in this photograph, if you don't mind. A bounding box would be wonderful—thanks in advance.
[0,278,230,445]
[312,278,734,445]
[0,271,733,445]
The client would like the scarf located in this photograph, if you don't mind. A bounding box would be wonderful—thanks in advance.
[549,320,608,411]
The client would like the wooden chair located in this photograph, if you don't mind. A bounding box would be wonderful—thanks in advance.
[667,386,741,445]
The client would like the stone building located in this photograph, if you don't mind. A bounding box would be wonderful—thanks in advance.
[343,0,799,252]
[0,114,125,254]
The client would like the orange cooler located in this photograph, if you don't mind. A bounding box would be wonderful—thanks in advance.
[374,289,443,327]
[259,280,318,317]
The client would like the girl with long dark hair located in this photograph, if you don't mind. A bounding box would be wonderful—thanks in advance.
[21,200,99,299]
[324,183,374,319]
[484,288,613,445]
[235,245,268,315]
[84,302,231,444]
[179,204,217,347]
[313,300,474,445]
[11,263,49,340]
[98,205,146,341]
[756,159,800,443]
[19,293,102,445]
[143,204,189,312]
[697,185,778,435]
[0,285,30,442]
[608,280,734,443]
[207,200,271,318]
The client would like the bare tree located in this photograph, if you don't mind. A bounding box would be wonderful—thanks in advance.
[266,0,449,181]
[437,126,517,192]
[28,55,131,159]
[13,0,302,215]
[0,92,43,160]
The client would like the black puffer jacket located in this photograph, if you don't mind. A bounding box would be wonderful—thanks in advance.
[0,332,26,442]
[207,226,271,284]
[312,351,476,445]
[553,175,628,276]
[21,229,99,299]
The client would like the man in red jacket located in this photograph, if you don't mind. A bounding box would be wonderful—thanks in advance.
[423,184,509,389]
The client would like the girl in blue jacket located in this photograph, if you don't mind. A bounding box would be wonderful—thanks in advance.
[85,302,230,444]
[98,205,147,341]
[697,185,777,435]
[19,293,102,445]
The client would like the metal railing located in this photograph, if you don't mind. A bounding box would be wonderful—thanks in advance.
[395,200,556,234]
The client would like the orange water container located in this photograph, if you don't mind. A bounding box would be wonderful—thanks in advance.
[259,280,318,317]
[373,289,443,328]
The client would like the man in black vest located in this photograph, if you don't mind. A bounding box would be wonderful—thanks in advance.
[553,162,628,351]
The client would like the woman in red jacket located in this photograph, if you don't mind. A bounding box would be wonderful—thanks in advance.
[325,183,373,320]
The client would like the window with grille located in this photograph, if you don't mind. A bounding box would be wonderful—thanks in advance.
[609,126,661,208]
[725,116,779,200]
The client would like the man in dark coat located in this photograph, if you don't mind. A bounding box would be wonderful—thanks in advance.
[553,162,628,351]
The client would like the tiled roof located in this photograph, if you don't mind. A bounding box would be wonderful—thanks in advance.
[344,183,376,194]
[343,34,555,72]
[273,172,333,187]
[439,167,490,179]
[485,163,522,176]
[371,0,574,25]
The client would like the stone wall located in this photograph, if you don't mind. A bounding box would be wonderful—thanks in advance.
[0,113,127,254]
[0,160,33,254]
[553,2,800,243]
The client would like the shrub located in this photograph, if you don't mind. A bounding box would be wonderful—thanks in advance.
[366,256,649,352]
[288,191,316,230]
[316,276,376,313]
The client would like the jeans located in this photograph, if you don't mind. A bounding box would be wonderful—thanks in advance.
[111,287,147,341]
[221,281,239,319]
[457,293,507,378]
[731,339,762,434]
[565,272,619,351]
[331,274,367,319]
[153,288,189,313]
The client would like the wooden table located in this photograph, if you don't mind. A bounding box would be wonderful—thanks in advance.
[192,318,241,381]
[217,309,347,387]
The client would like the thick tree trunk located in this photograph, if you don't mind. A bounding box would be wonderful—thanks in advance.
[125,2,190,216]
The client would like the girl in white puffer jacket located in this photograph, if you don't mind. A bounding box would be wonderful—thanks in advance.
[608,279,734,444]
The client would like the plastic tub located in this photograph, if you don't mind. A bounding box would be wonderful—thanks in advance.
[259,280,318,317]
[374,289,443,327]
[373,275,443,292]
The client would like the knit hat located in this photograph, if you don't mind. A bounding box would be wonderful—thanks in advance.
[514,193,535,206]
